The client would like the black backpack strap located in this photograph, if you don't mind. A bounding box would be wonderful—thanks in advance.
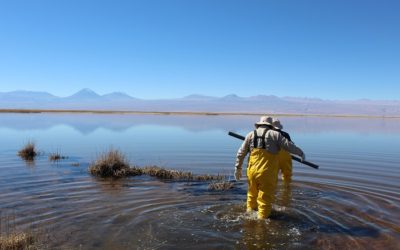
[253,130,258,148]
[261,129,268,149]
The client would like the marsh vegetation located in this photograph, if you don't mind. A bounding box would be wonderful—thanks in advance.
[48,152,67,162]
[0,232,35,250]
[208,181,234,191]
[89,149,225,182]
[17,142,37,161]
[0,214,42,250]
[89,149,142,178]
[142,166,223,181]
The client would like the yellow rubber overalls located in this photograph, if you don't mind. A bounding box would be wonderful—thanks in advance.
[246,129,280,219]
[278,150,292,183]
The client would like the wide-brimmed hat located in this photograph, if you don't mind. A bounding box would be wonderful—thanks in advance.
[272,118,283,130]
[255,116,273,126]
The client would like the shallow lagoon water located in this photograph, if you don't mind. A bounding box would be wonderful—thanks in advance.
[0,113,399,249]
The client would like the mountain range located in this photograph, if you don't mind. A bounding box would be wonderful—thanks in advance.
[1,88,399,116]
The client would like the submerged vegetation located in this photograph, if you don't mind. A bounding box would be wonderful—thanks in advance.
[208,181,234,191]
[48,152,67,162]
[0,232,35,250]
[0,214,42,250]
[17,142,37,161]
[194,174,223,181]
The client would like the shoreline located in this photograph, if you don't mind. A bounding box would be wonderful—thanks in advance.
[0,108,399,119]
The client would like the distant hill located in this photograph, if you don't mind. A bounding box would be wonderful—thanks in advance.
[0,89,399,116]
[65,88,101,100]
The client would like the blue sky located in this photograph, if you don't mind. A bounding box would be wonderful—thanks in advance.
[0,0,399,99]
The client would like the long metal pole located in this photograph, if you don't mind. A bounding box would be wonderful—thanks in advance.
[228,131,319,169]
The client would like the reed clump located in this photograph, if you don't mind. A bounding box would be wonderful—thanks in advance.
[0,232,35,250]
[208,181,234,191]
[142,166,193,180]
[142,166,224,181]
[88,150,227,182]
[89,149,142,178]
[17,142,37,161]
[48,152,67,162]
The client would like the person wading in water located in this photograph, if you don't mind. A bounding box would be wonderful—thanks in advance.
[272,118,294,184]
[234,116,305,219]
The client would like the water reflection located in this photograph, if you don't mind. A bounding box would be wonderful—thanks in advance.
[0,114,399,249]
[278,183,292,209]
[0,113,399,134]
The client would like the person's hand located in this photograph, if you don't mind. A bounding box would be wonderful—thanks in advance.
[234,168,242,181]
[301,153,306,162]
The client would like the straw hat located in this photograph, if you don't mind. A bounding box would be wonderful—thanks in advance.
[272,118,283,130]
[255,116,273,126]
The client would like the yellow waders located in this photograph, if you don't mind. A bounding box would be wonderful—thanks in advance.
[278,150,292,183]
[246,148,279,219]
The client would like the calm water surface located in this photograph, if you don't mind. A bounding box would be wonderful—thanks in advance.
[0,113,399,249]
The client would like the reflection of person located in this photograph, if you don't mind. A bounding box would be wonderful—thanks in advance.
[241,219,269,249]
[234,116,305,219]
[280,183,292,208]
[272,119,294,184]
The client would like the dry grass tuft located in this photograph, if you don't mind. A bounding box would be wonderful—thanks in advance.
[89,149,142,178]
[142,166,224,181]
[48,152,67,162]
[0,232,34,250]
[208,181,234,191]
[17,142,37,161]
[126,167,143,176]
[142,166,194,180]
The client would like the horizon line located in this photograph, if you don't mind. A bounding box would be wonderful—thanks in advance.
[1,108,399,119]
[1,88,399,102]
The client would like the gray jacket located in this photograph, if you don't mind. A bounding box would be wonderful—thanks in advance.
[235,127,304,170]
